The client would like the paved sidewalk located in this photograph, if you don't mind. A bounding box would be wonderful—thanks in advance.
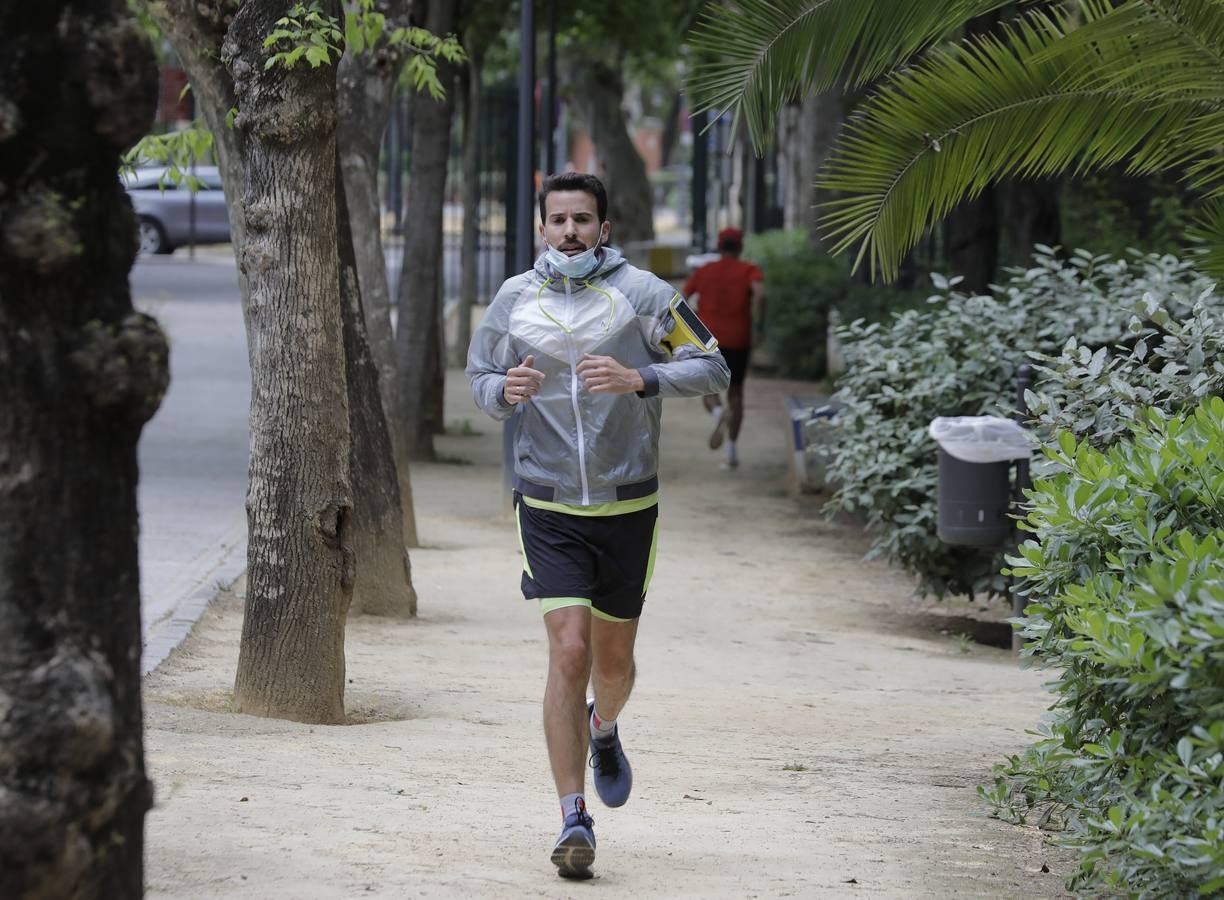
[133,257,250,674]
[142,369,1070,898]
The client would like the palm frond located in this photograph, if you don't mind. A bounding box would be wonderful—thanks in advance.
[818,12,1212,281]
[1186,198,1224,277]
[1054,0,1224,100]
[684,0,1015,152]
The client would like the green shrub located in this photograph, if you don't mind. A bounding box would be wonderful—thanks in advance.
[742,229,920,380]
[827,247,1218,598]
[983,399,1224,895]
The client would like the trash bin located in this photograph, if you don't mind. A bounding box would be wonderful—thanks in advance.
[929,416,1033,547]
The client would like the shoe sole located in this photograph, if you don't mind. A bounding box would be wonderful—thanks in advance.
[551,836,595,879]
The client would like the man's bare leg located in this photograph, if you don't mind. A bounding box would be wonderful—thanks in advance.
[590,616,639,722]
[543,605,592,797]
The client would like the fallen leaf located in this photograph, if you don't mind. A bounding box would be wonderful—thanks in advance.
[1040,863,1050,874]
[239,797,248,802]
[844,877,858,884]
[683,793,706,801]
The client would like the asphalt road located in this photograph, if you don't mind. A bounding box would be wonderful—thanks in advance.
[131,252,250,673]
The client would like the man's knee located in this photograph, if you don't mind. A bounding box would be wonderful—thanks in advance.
[550,627,592,683]
[592,651,635,688]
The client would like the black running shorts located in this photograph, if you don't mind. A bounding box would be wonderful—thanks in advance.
[514,493,659,622]
[721,346,750,385]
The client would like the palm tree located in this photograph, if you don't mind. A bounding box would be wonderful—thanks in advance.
[688,0,1224,280]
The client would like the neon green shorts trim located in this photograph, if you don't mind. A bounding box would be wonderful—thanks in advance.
[538,597,634,623]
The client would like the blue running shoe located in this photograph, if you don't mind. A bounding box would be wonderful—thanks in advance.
[551,800,595,880]
[587,700,633,808]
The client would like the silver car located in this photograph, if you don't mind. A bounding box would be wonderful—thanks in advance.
[123,166,231,255]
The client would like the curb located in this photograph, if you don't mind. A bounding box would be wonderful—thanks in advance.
[141,527,247,676]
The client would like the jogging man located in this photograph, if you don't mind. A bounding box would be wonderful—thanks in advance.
[682,227,765,468]
[466,172,729,879]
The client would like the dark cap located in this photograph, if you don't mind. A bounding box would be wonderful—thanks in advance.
[717,227,743,246]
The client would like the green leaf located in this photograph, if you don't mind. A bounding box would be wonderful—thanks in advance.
[686,0,1014,152]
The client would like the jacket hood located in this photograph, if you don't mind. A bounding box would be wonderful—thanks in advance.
[533,244,628,287]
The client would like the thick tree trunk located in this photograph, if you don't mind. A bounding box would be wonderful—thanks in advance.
[227,1,354,724]
[338,157,417,618]
[395,0,456,461]
[454,56,481,368]
[578,58,654,244]
[337,0,419,546]
[0,3,162,896]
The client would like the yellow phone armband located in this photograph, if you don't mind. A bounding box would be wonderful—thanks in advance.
[659,295,718,355]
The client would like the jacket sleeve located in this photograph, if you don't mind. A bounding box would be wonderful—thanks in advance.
[465,284,519,421]
[636,279,731,399]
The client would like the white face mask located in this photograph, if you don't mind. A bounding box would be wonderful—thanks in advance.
[545,234,603,279]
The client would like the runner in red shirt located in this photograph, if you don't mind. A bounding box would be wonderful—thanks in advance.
[682,227,765,468]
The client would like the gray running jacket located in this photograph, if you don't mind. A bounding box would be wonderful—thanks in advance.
[466,246,731,506]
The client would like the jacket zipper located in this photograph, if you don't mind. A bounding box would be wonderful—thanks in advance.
[563,276,591,505]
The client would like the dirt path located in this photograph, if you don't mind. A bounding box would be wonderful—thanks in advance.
[143,372,1069,898]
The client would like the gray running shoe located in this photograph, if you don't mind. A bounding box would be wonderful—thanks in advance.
[551,800,595,880]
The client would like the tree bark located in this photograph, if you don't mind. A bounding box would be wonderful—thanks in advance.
[0,3,162,896]
[943,10,1003,292]
[801,89,843,250]
[338,156,417,618]
[395,0,456,461]
[454,55,481,368]
[577,58,655,244]
[337,0,419,546]
[227,0,354,724]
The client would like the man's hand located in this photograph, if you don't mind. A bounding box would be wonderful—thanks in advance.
[504,354,545,405]
[577,354,645,395]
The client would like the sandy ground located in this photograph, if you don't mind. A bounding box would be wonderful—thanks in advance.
[143,371,1070,898]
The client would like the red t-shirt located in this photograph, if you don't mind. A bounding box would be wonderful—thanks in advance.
[682,257,763,349]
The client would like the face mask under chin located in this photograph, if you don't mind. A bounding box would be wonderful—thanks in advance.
[545,236,603,279]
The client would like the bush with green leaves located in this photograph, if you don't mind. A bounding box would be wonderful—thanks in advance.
[827,246,1220,598]
[741,229,920,380]
[982,398,1224,895]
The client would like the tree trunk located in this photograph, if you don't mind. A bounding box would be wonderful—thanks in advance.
[338,156,417,618]
[0,3,162,896]
[943,190,999,293]
[337,0,419,546]
[578,58,654,244]
[454,55,481,368]
[227,0,354,724]
[395,0,456,461]
[943,10,1003,292]
[801,89,843,250]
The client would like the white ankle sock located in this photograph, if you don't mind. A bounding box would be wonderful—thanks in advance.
[590,706,616,740]
[560,793,587,819]
[726,439,738,461]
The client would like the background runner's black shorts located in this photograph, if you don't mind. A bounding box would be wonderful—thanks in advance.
[721,347,750,385]
[514,493,659,622]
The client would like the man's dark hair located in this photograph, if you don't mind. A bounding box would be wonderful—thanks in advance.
[538,172,608,224]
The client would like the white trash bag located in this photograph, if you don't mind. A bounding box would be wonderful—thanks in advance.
[928,415,1033,464]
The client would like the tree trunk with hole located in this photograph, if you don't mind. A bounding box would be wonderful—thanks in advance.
[576,57,654,244]
[337,0,419,546]
[337,157,417,618]
[0,3,162,896]
[395,0,456,461]
[227,0,354,724]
